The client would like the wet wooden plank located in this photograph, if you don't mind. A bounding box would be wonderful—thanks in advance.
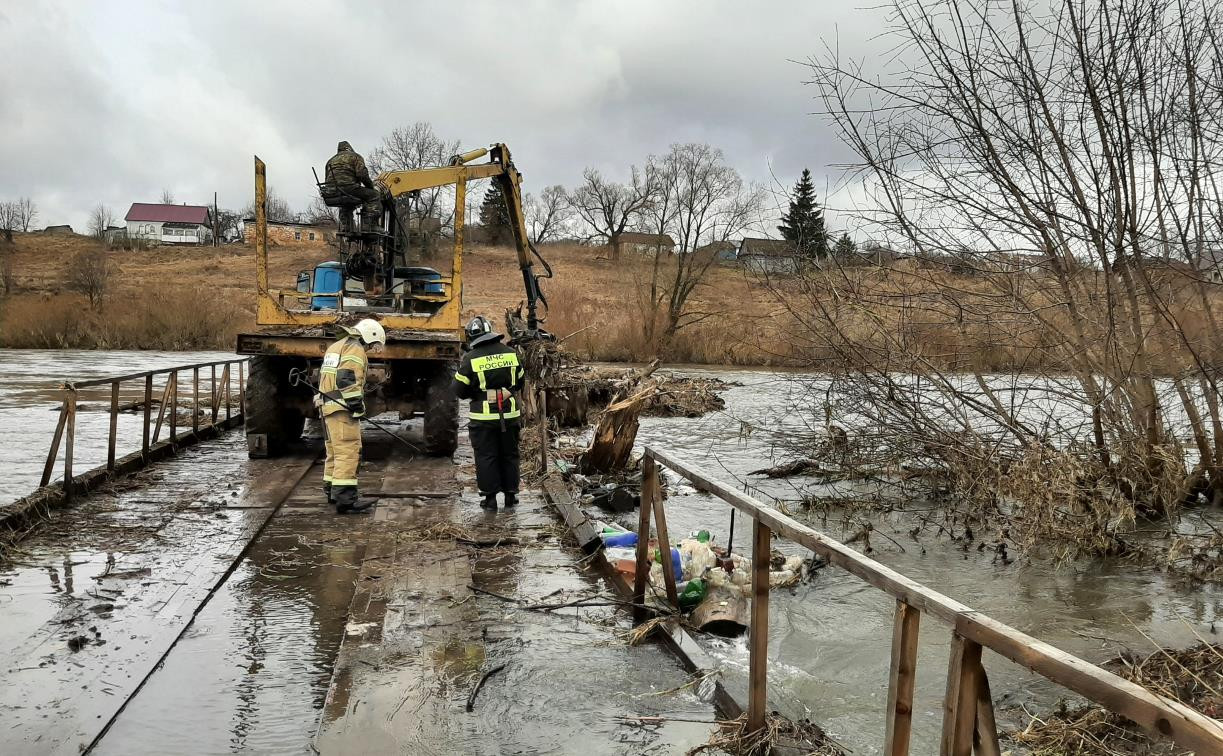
[539,478,744,720]
[314,539,477,756]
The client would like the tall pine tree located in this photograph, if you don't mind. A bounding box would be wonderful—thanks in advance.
[777,168,827,262]
[479,182,513,245]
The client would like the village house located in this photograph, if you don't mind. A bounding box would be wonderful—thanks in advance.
[125,203,212,245]
[242,217,334,246]
[614,231,675,257]
[737,237,800,274]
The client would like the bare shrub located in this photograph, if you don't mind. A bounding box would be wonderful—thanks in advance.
[65,247,111,309]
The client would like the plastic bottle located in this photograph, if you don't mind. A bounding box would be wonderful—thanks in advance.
[689,529,712,544]
[654,547,683,580]
[678,578,707,609]
[601,531,638,548]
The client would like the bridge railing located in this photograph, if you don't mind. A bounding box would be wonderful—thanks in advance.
[637,445,1223,756]
[40,359,248,496]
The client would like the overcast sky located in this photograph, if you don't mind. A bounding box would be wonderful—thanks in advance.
[0,1,888,233]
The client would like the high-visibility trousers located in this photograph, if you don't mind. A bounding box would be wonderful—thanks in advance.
[469,420,520,495]
[323,412,362,488]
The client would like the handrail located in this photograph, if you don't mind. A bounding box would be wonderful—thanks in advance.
[641,445,1223,755]
[41,359,248,495]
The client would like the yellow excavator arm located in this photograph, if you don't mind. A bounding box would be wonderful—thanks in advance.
[378,143,549,337]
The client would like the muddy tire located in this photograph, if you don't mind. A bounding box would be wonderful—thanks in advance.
[245,355,306,458]
[423,363,458,457]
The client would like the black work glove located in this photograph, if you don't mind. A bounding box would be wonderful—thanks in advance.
[346,397,366,417]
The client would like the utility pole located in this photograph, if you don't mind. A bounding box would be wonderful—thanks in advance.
[213,191,219,247]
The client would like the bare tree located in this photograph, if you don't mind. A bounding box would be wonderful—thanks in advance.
[525,185,571,243]
[0,202,17,243]
[17,197,37,232]
[88,204,115,238]
[368,122,461,228]
[241,188,294,224]
[307,196,339,226]
[640,143,764,351]
[214,209,242,242]
[66,248,111,310]
[160,188,175,204]
[567,166,657,258]
[785,0,1223,558]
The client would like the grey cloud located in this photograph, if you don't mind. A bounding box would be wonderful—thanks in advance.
[1,1,887,231]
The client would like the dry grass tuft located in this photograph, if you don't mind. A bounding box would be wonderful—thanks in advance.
[686,712,844,756]
[1008,643,1223,754]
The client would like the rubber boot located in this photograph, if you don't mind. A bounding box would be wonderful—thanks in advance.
[480,493,498,510]
[323,481,333,504]
[334,486,363,514]
[503,491,518,508]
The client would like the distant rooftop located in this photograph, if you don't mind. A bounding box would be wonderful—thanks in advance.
[125,203,211,225]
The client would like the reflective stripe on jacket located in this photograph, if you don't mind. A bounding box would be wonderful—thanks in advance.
[453,341,525,422]
[319,337,367,417]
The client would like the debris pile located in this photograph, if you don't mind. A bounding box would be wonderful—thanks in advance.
[686,711,844,756]
[598,524,814,636]
[1008,642,1223,754]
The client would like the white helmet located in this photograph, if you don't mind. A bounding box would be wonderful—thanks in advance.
[347,318,386,346]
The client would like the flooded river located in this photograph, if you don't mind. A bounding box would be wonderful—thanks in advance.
[2,350,1221,754]
[633,367,1223,754]
[0,349,234,506]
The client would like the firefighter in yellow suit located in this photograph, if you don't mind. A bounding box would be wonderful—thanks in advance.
[319,318,386,513]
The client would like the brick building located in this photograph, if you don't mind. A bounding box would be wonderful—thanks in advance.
[242,218,335,245]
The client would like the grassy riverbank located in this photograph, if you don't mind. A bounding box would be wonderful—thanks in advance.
[2,232,1221,374]
[0,232,789,360]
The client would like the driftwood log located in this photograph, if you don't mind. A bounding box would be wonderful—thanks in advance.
[579,361,660,474]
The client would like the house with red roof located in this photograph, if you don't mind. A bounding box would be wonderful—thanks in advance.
[124,203,213,245]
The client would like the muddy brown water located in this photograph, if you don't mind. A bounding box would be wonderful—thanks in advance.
[2,351,1222,754]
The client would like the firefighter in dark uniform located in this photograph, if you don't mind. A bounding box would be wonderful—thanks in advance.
[454,316,525,510]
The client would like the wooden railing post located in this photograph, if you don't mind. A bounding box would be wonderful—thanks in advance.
[537,387,548,476]
[63,388,77,497]
[153,374,174,444]
[747,518,771,733]
[170,371,179,441]
[41,400,69,487]
[107,381,120,471]
[632,455,655,626]
[142,374,152,460]
[941,633,983,756]
[222,364,232,421]
[210,363,219,423]
[238,361,246,415]
[192,366,200,434]
[646,456,679,607]
[884,600,921,755]
[974,666,1002,756]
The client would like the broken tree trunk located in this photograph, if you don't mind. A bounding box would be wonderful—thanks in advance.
[579,360,660,474]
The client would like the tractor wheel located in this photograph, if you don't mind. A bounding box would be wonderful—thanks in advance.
[245,355,306,457]
[423,363,458,457]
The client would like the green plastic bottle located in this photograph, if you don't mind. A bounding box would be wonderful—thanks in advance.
[678,578,707,609]
[690,529,712,543]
